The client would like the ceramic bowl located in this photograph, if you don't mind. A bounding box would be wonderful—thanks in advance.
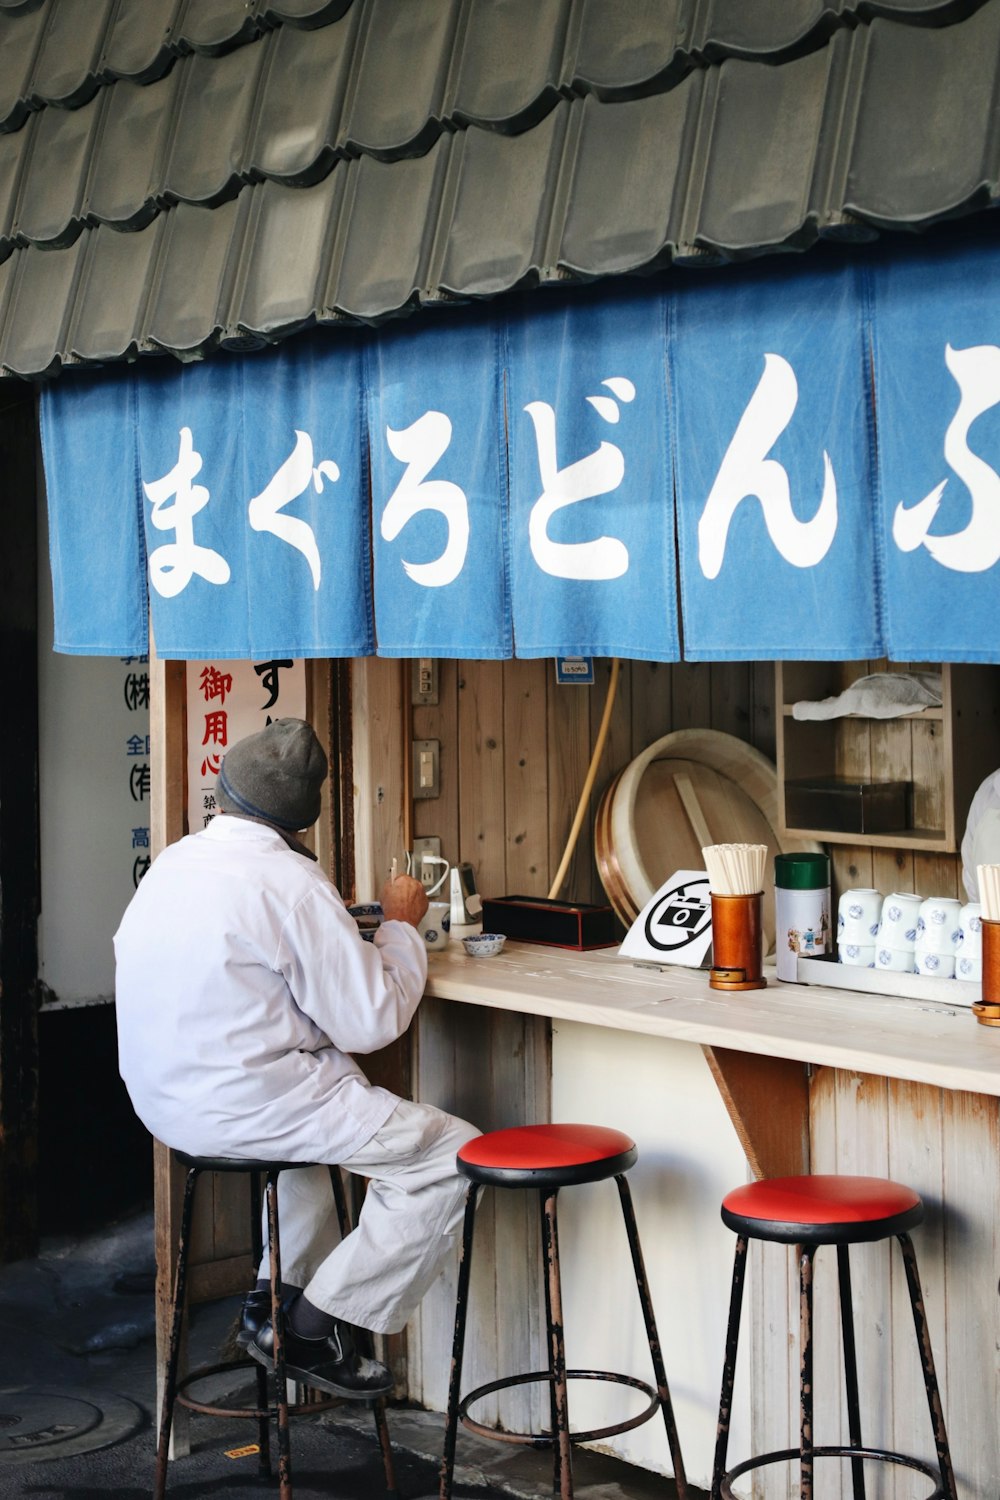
[348,902,383,942]
[462,933,506,958]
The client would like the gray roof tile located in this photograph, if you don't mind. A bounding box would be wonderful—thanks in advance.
[0,0,997,376]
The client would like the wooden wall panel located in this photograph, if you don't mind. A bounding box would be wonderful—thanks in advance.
[805,1070,1000,1500]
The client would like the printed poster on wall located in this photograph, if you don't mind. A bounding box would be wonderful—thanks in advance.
[185,658,306,834]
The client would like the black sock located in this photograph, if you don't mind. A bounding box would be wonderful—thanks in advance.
[287,1292,337,1340]
[254,1277,302,1300]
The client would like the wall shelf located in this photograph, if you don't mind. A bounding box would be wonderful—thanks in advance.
[776,661,1000,851]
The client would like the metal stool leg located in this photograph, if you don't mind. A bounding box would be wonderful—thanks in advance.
[540,1189,573,1500]
[328,1167,398,1498]
[798,1245,815,1500]
[154,1166,199,1500]
[614,1175,688,1499]
[439,1184,479,1500]
[897,1232,957,1500]
[249,1169,272,1478]
[711,1235,747,1500]
[266,1171,293,1500]
[837,1245,866,1500]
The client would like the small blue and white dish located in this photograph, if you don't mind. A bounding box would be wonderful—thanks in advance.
[462,933,506,958]
[348,902,383,941]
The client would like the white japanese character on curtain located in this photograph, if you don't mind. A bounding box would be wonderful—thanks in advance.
[893,342,1000,574]
[143,427,231,598]
[524,376,635,580]
[698,353,838,581]
[248,429,339,590]
[380,411,469,586]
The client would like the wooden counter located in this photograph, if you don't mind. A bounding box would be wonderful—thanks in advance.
[425,941,1000,1098]
[421,941,1000,1497]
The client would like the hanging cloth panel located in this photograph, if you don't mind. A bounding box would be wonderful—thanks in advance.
[670,260,883,661]
[505,288,680,661]
[134,337,373,660]
[367,313,510,658]
[872,240,1000,663]
[40,368,149,656]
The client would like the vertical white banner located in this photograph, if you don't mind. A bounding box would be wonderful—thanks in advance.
[185,658,306,833]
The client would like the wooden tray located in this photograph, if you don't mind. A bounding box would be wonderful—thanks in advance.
[796,955,979,1009]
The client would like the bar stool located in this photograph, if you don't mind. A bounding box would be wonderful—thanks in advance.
[711,1173,957,1500]
[439,1123,687,1500]
[154,1153,396,1500]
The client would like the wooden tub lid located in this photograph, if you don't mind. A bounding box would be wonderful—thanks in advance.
[596,729,822,956]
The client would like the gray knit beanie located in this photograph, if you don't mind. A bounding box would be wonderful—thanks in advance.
[216,718,328,831]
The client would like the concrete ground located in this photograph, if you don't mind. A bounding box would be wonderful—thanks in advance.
[0,1208,701,1500]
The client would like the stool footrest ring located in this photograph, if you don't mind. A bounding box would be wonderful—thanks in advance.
[458,1369,659,1447]
[721,1444,945,1500]
[175,1359,343,1420]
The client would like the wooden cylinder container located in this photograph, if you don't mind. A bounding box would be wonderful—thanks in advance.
[974,918,1000,1026]
[709,892,767,991]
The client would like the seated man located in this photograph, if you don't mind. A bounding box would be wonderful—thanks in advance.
[114,717,479,1398]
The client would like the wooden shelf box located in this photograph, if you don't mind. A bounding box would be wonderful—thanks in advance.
[775,662,1000,850]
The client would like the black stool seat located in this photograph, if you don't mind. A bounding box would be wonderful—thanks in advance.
[155,1153,396,1500]
[712,1173,956,1500]
[441,1123,687,1500]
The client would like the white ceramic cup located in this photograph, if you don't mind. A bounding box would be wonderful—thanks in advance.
[957,902,983,956]
[877,892,921,947]
[875,945,916,973]
[915,897,962,953]
[838,941,875,967]
[837,889,883,941]
[914,949,956,978]
[956,950,983,982]
[418,900,451,951]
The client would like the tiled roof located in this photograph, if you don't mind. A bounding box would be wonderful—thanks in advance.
[0,0,998,376]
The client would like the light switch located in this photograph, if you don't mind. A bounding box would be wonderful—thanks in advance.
[411,657,439,705]
[412,738,440,799]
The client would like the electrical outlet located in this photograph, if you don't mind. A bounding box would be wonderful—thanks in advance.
[412,836,443,889]
[411,657,439,705]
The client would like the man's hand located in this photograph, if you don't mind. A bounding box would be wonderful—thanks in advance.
[379,873,429,929]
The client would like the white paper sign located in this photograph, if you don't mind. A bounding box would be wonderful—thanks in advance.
[619,869,713,968]
[185,658,306,833]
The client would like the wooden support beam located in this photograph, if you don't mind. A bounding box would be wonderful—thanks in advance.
[703,1045,811,1179]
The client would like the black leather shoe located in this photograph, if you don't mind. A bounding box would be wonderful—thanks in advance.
[248,1318,393,1399]
[236,1288,277,1348]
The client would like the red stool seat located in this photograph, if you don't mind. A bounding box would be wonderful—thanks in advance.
[457,1123,637,1189]
[721,1173,923,1245]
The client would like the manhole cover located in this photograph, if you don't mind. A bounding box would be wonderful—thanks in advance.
[0,1387,144,1466]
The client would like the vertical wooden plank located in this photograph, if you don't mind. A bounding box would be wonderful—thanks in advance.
[831,1072,892,1500]
[149,642,190,1455]
[409,997,551,1428]
[457,660,507,902]
[709,662,752,744]
[504,660,550,896]
[941,1090,1000,1498]
[671,661,711,729]
[547,666,596,903]
[750,661,776,763]
[630,660,673,758]
[831,844,875,905]
[887,1080,946,1500]
[351,657,406,901]
[912,852,961,901]
[414,659,460,868]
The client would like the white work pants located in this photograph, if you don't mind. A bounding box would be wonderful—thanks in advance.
[257,1098,479,1334]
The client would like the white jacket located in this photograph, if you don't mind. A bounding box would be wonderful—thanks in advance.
[114,816,427,1162]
